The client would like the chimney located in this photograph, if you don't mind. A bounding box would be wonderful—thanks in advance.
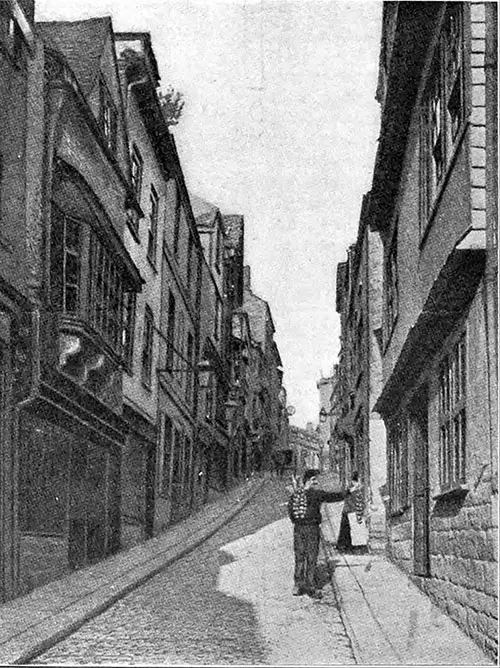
[306,422,314,432]
[243,266,251,290]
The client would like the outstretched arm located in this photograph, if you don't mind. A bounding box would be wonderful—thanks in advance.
[317,488,346,503]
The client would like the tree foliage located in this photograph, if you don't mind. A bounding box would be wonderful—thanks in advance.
[159,87,185,127]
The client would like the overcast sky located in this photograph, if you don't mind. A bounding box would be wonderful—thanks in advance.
[36,0,382,428]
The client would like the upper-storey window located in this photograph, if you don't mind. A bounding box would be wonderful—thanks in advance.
[420,3,465,228]
[122,290,136,371]
[384,225,398,344]
[439,334,466,490]
[89,237,124,352]
[0,5,26,66]
[51,206,81,314]
[166,291,176,372]
[141,305,154,388]
[130,144,143,202]
[147,184,159,266]
[51,203,136,357]
[99,77,117,154]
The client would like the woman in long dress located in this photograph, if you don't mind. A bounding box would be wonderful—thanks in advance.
[336,471,368,553]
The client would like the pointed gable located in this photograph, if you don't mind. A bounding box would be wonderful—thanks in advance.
[37,17,111,97]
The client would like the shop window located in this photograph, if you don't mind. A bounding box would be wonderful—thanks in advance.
[99,77,117,153]
[388,418,409,515]
[420,3,465,227]
[147,184,159,265]
[141,306,154,388]
[439,334,466,489]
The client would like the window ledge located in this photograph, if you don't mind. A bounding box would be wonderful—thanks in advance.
[388,504,410,518]
[432,482,469,501]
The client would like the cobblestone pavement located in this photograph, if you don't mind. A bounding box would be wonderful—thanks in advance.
[32,479,355,666]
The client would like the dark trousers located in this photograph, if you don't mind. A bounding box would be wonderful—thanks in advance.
[293,523,320,591]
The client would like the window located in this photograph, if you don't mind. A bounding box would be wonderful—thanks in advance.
[186,332,194,402]
[1,5,25,64]
[130,144,143,201]
[147,185,159,265]
[99,77,117,153]
[122,291,136,370]
[161,415,173,496]
[166,291,176,372]
[439,335,466,489]
[384,226,398,342]
[420,3,464,225]
[141,306,154,387]
[388,418,409,514]
[89,236,124,351]
[59,210,81,314]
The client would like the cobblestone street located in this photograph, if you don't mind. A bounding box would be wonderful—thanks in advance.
[32,480,355,666]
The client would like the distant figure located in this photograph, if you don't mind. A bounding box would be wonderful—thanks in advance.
[288,468,345,599]
[336,471,368,554]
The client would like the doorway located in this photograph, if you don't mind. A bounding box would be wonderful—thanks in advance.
[411,385,430,577]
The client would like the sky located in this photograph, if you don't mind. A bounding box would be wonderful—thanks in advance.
[36,0,382,428]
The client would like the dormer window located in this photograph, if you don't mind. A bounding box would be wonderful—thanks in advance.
[99,77,117,153]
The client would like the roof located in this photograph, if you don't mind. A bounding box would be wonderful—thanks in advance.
[37,17,111,97]
[189,192,218,219]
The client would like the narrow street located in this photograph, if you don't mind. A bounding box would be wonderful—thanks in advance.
[32,480,355,666]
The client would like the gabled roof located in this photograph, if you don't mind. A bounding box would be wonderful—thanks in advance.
[37,17,111,97]
[189,192,218,219]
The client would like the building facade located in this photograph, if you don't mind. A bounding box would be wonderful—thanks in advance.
[370,2,497,657]
[334,194,387,546]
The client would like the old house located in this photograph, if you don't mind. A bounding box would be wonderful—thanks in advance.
[370,2,497,656]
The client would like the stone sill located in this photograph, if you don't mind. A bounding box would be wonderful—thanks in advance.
[432,483,469,501]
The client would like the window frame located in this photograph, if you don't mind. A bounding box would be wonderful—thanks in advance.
[99,77,117,154]
[147,184,159,266]
[438,333,467,491]
[384,225,399,346]
[388,417,409,516]
[420,3,466,234]
[141,305,154,389]
[166,291,176,373]
[122,290,136,371]
[130,143,143,203]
